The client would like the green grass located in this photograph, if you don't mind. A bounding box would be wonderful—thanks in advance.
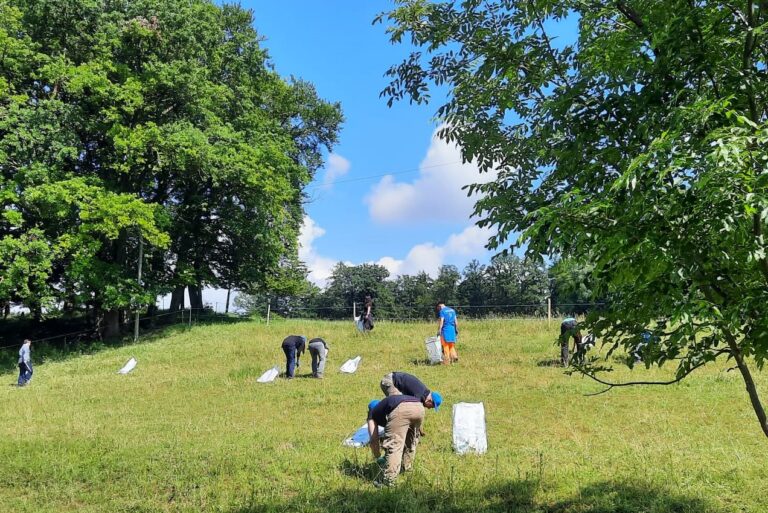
[0,319,766,512]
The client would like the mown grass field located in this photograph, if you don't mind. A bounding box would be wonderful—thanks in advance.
[0,319,766,513]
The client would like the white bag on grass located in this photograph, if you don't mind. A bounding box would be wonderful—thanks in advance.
[117,357,137,375]
[425,336,442,364]
[452,402,488,454]
[340,356,362,374]
[342,424,385,447]
[256,366,279,383]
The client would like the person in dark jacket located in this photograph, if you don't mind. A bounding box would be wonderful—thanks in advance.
[367,395,425,486]
[360,295,374,332]
[281,335,306,379]
[559,317,582,366]
[17,339,32,386]
[379,371,442,410]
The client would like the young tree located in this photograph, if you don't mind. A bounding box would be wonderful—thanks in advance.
[380,1,768,437]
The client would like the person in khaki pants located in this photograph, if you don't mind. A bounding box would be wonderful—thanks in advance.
[367,395,425,487]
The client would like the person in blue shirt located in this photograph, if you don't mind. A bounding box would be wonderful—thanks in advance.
[281,335,306,379]
[367,395,425,486]
[437,302,459,364]
[18,339,32,386]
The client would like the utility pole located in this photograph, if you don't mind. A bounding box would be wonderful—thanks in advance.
[134,237,144,343]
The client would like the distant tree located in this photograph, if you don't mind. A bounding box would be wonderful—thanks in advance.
[318,263,394,319]
[0,0,341,335]
[432,265,461,308]
[549,259,598,315]
[392,271,434,319]
[457,260,489,316]
[381,0,768,437]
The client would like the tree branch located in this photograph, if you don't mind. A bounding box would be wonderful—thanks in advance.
[577,356,711,396]
[615,1,660,57]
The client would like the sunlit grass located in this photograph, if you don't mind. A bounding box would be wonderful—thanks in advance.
[0,319,765,512]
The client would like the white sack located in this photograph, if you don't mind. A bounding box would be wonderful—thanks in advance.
[425,336,442,365]
[117,357,137,375]
[452,402,488,455]
[340,356,362,374]
[354,316,365,332]
[342,424,385,448]
[256,366,279,383]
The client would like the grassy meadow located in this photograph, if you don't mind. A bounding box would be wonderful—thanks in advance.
[0,318,766,512]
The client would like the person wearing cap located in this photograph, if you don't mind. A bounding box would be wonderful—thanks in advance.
[367,394,425,486]
[379,371,442,411]
[437,301,459,364]
[307,337,329,379]
[17,339,32,386]
[281,335,306,379]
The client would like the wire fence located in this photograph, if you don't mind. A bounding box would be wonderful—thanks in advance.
[0,308,242,362]
[257,302,606,322]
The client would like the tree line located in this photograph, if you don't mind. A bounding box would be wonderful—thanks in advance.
[235,256,598,320]
[0,0,342,336]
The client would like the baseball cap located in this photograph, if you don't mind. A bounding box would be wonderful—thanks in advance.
[431,391,442,411]
[368,399,380,412]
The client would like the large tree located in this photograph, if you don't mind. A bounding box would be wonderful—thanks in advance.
[0,0,341,335]
[380,0,768,437]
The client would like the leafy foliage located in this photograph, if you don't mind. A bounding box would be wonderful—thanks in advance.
[379,0,768,436]
[0,0,342,329]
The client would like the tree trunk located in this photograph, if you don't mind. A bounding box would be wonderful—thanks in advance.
[103,309,121,338]
[170,285,185,312]
[225,288,231,314]
[188,284,204,310]
[724,330,768,438]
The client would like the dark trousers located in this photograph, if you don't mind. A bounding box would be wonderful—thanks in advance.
[283,345,297,378]
[559,322,580,366]
[18,362,32,386]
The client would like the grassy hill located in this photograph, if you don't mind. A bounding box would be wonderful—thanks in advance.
[0,319,765,513]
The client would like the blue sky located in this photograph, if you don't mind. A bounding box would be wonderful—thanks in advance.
[244,0,502,286]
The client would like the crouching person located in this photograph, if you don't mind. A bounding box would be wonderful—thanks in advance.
[308,337,329,378]
[368,395,425,487]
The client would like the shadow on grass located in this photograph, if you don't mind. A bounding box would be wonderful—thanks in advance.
[230,479,725,513]
[410,358,441,366]
[536,358,563,367]
[0,313,249,374]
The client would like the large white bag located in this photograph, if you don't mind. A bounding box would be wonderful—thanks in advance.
[354,316,365,332]
[452,402,488,454]
[117,357,137,375]
[340,356,362,374]
[256,366,279,383]
[425,336,442,364]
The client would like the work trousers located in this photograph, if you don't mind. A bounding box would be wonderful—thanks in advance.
[308,342,327,377]
[282,345,298,378]
[17,362,32,386]
[382,402,425,484]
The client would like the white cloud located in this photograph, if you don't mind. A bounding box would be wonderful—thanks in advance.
[366,127,497,224]
[376,225,495,279]
[321,153,351,189]
[299,215,341,287]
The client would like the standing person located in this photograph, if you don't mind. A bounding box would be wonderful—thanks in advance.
[281,335,306,379]
[367,394,425,487]
[17,339,32,387]
[437,301,459,364]
[361,295,374,332]
[308,337,329,379]
[559,317,582,366]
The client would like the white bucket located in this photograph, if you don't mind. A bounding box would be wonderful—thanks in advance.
[425,336,442,364]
